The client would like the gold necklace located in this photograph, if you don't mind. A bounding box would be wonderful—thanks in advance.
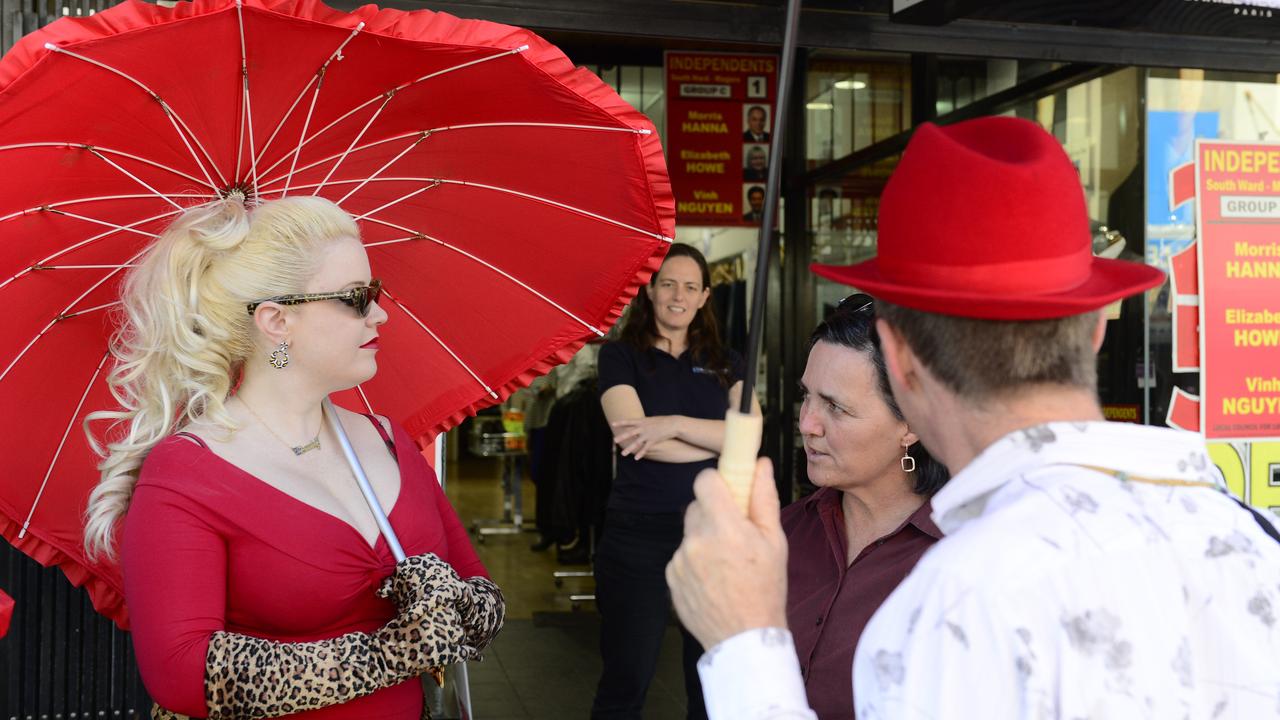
[239,397,323,456]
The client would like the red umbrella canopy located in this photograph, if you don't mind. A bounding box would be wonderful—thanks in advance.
[0,588,12,638]
[0,0,673,629]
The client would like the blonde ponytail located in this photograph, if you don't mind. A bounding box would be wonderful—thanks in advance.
[83,196,359,560]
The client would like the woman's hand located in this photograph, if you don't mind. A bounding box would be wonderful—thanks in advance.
[611,416,681,460]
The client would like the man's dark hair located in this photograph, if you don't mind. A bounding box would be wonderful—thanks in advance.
[875,300,1100,401]
[809,295,949,496]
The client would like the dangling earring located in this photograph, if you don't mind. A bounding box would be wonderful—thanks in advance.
[901,446,916,473]
[268,340,290,369]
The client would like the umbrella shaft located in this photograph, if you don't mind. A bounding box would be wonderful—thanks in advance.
[740,0,802,414]
[323,398,407,561]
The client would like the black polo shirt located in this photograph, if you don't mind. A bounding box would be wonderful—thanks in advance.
[598,340,744,514]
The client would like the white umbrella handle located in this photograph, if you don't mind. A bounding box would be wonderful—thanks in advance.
[324,397,406,561]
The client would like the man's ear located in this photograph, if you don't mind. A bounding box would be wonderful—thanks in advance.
[1091,310,1108,353]
[876,317,917,393]
[252,303,291,347]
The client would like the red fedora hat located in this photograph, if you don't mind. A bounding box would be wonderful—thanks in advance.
[812,116,1165,320]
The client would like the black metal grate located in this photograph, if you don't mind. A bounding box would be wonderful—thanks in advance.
[0,543,151,719]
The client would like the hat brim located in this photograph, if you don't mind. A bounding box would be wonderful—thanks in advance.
[812,257,1166,320]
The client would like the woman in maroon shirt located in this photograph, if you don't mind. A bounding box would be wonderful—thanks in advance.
[782,294,949,719]
[82,196,503,718]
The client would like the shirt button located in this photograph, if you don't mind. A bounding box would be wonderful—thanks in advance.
[816,616,823,626]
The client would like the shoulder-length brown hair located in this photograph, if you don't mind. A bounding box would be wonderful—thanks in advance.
[620,244,732,387]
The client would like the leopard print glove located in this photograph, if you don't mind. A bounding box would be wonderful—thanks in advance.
[376,552,467,611]
[202,598,467,718]
[455,576,506,655]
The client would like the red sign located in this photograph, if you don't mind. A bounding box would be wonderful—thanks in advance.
[1195,140,1280,440]
[1170,242,1200,372]
[665,51,778,226]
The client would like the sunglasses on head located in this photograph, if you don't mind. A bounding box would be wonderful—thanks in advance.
[246,279,383,317]
[836,293,874,314]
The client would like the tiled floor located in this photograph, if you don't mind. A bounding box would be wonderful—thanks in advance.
[443,454,691,720]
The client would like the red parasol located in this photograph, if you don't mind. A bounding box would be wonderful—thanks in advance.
[0,588,12,638]
[0,0,673,629]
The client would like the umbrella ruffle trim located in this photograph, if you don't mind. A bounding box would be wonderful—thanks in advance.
[0,515,129,630]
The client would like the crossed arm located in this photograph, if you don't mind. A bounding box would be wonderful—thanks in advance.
[600,381,760,463]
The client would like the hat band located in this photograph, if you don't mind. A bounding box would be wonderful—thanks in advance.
[878,251,1091,295]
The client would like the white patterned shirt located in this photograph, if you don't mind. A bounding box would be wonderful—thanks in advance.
[698,422,1280,720]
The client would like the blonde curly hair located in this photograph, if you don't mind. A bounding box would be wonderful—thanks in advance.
[83,195,359,560]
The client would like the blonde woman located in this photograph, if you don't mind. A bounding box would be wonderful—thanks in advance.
[83,196,503,719]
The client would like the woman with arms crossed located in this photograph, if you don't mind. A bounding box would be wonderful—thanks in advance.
[592,244,760,720]
[83,196,504,719]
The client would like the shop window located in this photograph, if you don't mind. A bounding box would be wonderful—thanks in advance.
[583,64,666,139]
[934,57,1063,117]
[805,54,911,166]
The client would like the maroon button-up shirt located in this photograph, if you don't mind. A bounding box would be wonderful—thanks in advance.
[781,487,943,720]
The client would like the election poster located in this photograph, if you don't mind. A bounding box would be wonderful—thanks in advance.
[665,51,778,226]
[1195,140,1280,441]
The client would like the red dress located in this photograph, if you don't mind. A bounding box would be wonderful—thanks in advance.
[122,417,487,718]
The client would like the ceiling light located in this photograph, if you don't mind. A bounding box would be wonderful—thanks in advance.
[807,101,834,110]
[834,79,867,91]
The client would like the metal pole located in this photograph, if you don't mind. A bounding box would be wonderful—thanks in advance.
[323,397,406,561]
[740,0,802,414]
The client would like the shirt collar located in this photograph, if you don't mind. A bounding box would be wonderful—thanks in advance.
[803,486,943,541]
[930,421,1218,535]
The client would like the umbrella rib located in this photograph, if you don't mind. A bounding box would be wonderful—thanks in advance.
[255,46,528,182]
[279,22,366,197]
[253,77,318,178]
[42,208,163,239]
[354,385,376,415]
[312,93,394,196]
[60,300,123,319]
[348,182,438,220]
[334,133,427,206]
[84,149,186,211]
[436,179,672,242]
[0,249,145,383]
[235,0,259,191]
[0,143,213,188]
[359,214,606,338]
[381,288,498,400]
[362,234,418,248]
[328,175,670,243]
[0,193,213,226]
[17,351,112,540]
[43,44,225,191]
[256,122,646,192]
[33,265,138,271]
[0,208,180,293]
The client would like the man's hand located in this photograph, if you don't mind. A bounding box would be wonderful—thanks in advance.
[611,416,680,459]
[666,458,789,650]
